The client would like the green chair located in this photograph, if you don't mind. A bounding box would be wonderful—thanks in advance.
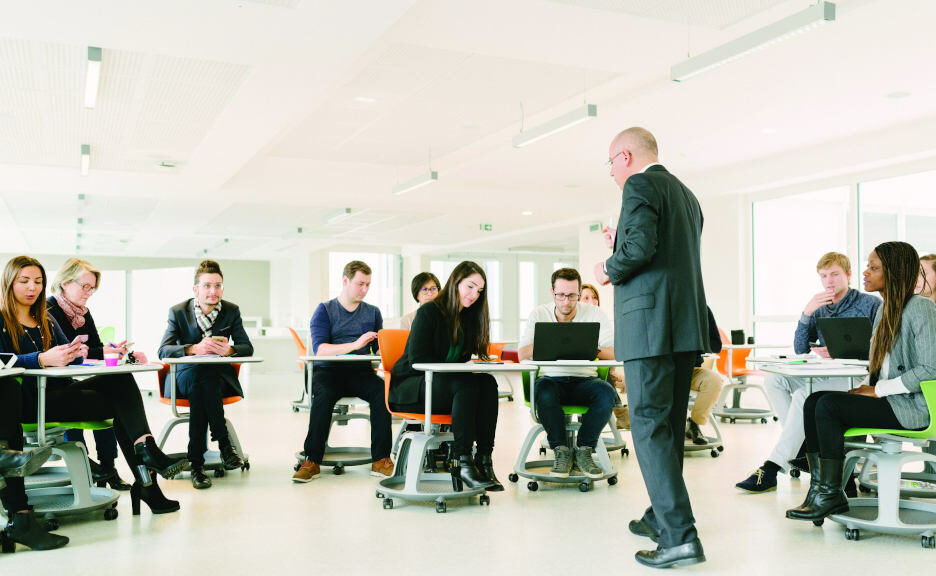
[507,367,621,493]
[829,380,936,548]
[21,417,120,524]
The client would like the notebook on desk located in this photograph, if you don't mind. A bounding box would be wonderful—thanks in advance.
[817,317,873,361]
[532,322,600,362]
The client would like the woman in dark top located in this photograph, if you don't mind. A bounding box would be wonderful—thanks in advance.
[389,261,503,491]
[49,257,144,490]
[0,256,184,551]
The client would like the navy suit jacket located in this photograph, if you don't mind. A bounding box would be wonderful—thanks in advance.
[157,299,254,397]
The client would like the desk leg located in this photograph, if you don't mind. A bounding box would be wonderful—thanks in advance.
[37,375,47,446]
[424,371,433,433]
[806,377,813,397]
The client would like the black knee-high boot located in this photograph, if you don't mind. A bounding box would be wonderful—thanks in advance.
[786,457,849,521]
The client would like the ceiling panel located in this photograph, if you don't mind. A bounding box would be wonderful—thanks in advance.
[546,0,791,29]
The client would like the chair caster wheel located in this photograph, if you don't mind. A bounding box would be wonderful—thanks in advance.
[858,483,873,494]
[922,535,936,549]
[333,465,344,475]
[813,519,824,527]
[717,446,724,452]
[607,475,618,486]
[508,396,514,402]
[382,499,393,510]
[104,508,118,521]
[621,448,629,457]
[527,481,538,492]
[243,462,250,471]
[730,419,737,424]
[291,406,299,413]
[760,418,768,424]
[435,501,447,513]
[578,482,590,493]
[790,469,801,479]
[214,469,225,478]
[773,416,779,421]
[45,518,59,531]
[376,490,384,498]
[539,448,547,456]
[479,494,490,506]
[845,528,859,541]
[508,473,519,483]
[710,449,719,458]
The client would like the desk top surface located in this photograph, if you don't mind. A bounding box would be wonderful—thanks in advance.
[22,363,162,377]
[755,361,868,378]
[520,360,623,367]
[299,355,381,362]
[162,356,264,365]
[413,362,538,373]
[721,343,788,350]
[0,368,25,378]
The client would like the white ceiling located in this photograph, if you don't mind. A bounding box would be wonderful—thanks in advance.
[1,0,934,260]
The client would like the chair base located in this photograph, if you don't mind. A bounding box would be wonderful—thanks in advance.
[684,417,725,458]
[712,383,776,423]
[511,423,617,493]
[25,442,119,521]
[23,466,71,490]
[376,429,487,512]
[157,413,250,474]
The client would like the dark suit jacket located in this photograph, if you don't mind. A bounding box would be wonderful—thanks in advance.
[605,164,709,361]
[157,299,254,397]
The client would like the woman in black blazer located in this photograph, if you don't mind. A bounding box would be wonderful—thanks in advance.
[0,256,184,551]
[48,257,143,490]
[389,261,502,491]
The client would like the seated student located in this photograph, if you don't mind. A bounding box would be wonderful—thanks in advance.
[737,252,881,493]
[158,260,253,490]
[685,308,724,445]
[1,256,183,551]
[49,257,142,491]
[389,261,502,491]
[293,260,393,482]
[787,241,936,522]
[580,283,601,307]
[518,267,617,478]
[917,254,936,303]
[398,272,441,330]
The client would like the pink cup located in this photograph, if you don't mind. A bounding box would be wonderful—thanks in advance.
[104,354,119,367]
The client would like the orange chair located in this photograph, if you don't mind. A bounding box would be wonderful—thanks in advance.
[288,327,312,412]
[711,329,776,424]
[375,329,489,513]
[155,363,249,475]
[487,342,515,402]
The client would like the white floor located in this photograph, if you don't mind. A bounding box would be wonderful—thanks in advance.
[4,372,934,574]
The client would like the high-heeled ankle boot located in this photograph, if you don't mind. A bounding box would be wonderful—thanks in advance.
[4,511,69,551]
[474,454,504,492]
[130,468,180,516]
[786,452,821,516]
[786,457,849,521]
[456,455,494,490]
[218,437,244,471]
[99,459,131,491]
[133,437,186,480]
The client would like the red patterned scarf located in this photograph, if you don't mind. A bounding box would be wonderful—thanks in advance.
[54,294,88,330]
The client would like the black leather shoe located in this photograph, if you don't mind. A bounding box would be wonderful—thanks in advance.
[219,438,245,471]
[456,455,494,490]
[474,454,504,492]
[635,538,705,569]
[134,437,186,480]
[191,466,212,490]
[686,418,707,446]
[628,519,659,543]
[98,460,131,491]
[0,447,51,478]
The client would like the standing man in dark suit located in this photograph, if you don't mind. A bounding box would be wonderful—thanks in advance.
[594,127,709,568]
[158,260,254,490]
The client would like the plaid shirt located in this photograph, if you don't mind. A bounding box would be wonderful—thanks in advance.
[193,299,222,338]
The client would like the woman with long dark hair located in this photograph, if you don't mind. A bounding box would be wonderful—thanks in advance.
[787,242,936,522]
[0,256,185,551]
[389,261,503,491]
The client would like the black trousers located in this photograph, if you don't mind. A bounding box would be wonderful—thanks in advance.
[303,367,392,463]
[0,373,151,512]
[624,352,698,548]
[390,372,498,459]
[803,390,911,460]
[175,365,235,466]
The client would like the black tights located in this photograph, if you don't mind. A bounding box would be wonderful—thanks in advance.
[0,374,152,512]
[390,372,498,458]
[803,390,911,460]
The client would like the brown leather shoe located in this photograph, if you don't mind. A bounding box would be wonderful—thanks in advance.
[292,460,320,483]
[370,457,394,478]
[614,406,630,430]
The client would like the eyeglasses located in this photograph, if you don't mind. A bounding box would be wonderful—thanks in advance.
[605,150,626,167]
[420,286,439,293]
[553,293,580,302]
[198,283,224,291]
[73,282,96,294]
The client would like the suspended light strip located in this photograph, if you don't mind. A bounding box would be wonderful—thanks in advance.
[392,171,438,196]
[80,144,90,176]
[512,103,597,148]
[671,1,836,82]
[85,46,102,109]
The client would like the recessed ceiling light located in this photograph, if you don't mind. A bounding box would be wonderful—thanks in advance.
[521,211,533,216]
[761,128,777,135]
[352,96,378,104]
[886,90,911,99]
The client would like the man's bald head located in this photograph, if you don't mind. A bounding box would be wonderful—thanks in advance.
[612,127,659,160]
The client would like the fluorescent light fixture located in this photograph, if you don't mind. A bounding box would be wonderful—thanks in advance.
[671,1,835,82]
[326,208,352,225]
[352,96,377,104]
[80,144,90,176]
[521,211,533,216]
[392,171,438,196]
[84,46,102,109]
[513,104,597,148]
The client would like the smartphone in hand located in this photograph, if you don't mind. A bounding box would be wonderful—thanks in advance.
[211,336,228,343]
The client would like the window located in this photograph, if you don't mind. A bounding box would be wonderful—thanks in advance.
[328,252,399,319]
[130,267,194,361]
[752,187,849,343]
[429,260,458,288]
[860,170,936,264]
[484,260,501,341]
[518,261,537,336]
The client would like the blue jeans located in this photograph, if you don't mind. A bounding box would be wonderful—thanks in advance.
[534,376,616,449]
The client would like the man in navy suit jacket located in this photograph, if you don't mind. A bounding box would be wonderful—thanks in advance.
[158,260,253,489]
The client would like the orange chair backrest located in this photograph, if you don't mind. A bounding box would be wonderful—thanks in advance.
[714,328,752,376]
[288,327,307,369]
[157,362,242,402]
[487,342,505,359]
[378,329,410,412]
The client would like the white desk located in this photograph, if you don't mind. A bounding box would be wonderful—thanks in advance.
[0,368,25,378]
[748,354,869,368]
[754,360,868,395]
[291,354,381,412]
[162,356,264,415]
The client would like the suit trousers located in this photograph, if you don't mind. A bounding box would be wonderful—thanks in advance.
[303,367,392,463]
[175,364,236,466]
[624,352,698,548]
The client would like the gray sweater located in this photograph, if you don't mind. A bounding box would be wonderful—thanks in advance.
[794,288,881,354]
[869,296,936,429]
